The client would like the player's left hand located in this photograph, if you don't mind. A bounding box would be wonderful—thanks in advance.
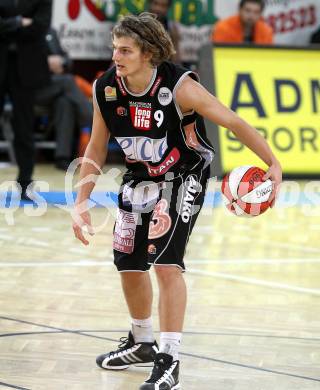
[72,204,94,245]
[263,161,282,208]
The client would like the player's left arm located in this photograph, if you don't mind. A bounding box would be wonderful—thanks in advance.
[176,76,282,206]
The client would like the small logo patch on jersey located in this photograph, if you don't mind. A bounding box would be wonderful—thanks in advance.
[148,244,157,254]
[129,101,152,130]
[104,86,117,101]
[158,87,172,106]
[117,106,127,116]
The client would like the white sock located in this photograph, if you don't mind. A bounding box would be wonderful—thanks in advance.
[131,317,154,343]
[159,332,182,361]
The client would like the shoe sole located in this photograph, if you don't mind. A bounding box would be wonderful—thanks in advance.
[101,364,129,370]
[101,362,154,370]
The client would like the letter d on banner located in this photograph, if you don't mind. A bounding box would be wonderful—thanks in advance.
[275,80,301,112]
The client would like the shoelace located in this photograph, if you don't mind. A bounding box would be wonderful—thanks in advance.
[109,336,132,357]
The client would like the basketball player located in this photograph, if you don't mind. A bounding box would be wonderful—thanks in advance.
[72,13,282,390]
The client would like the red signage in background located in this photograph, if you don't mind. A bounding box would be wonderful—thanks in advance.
[68,0,106,21]
[52,0,113,59]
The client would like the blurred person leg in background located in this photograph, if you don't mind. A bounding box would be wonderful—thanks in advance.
[0,0,52,199]
[35,28,93,170]
[35,73,92,170]
[7,52,35,194]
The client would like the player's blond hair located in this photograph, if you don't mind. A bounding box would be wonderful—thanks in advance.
[112,12,176,67]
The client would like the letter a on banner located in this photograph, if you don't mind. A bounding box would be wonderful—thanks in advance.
[231,73,267,117]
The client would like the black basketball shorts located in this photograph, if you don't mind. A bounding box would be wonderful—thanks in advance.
[113,168,210,272]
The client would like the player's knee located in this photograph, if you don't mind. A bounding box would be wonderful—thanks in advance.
[154,265,182,282]
[121,271,149,283]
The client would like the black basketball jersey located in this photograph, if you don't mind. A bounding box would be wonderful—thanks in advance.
[94,61,215,182]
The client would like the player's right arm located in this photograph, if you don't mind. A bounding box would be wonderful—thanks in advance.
[176,76,282,206]
[72,97,110,245]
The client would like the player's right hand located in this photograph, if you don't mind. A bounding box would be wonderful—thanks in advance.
[72,205,94,245]
[263,160,282,208]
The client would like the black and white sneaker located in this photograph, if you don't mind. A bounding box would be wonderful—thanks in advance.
[96,331,158,370]
[140,353,180,389]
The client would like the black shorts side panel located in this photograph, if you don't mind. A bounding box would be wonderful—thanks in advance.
[148,169,209,270]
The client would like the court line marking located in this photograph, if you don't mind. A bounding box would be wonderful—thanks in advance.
[194,226,320,254]
[1,330,320,342]
[1,260,318,296]
[0,235,49,247]
[1,258,320,267]
[0,261,115,268]
[1,228,318,254]
[181,352,320,383]
[234,238,320,254]
[189,259,320,265]
[0,316,319,383]
[0,381,30,390]
[0,316,115,342]
[1,260,319,296]
[187,268,320,296]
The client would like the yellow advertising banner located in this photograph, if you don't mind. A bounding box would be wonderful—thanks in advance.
[214,47,320,174]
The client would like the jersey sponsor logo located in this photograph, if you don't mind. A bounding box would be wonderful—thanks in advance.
[150,76,163,96]
[144,148,180,177]
[148,199,172,239]
[113,210,138,254]
[104,86,117,101]
[158,87,172,106]
[117,106,127,116]
[181,175,201,223]
[115,135,168,163]
[129,101,152,130]
[116,76,127,96]
[124,147,181,177]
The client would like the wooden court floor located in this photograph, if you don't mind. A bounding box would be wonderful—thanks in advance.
[0,164,320,390]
